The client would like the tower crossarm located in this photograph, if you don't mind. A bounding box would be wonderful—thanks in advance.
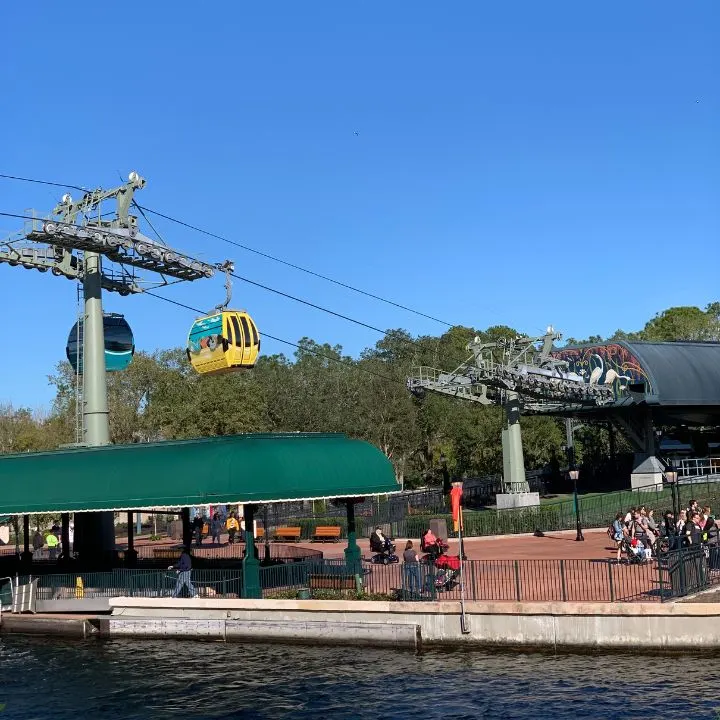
[407,365,494,405]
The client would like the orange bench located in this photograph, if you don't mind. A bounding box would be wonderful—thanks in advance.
[256,527,265,539]
[312,526,342,542]
[309,573,356,590]
[273,526,302,542]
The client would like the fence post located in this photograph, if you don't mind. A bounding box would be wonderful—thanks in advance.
[513,560,521,601]
[559,560,567,602]
[607,560,615,602]
[469,559,477,602]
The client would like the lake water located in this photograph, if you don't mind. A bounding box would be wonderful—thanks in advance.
[0,636,717,719]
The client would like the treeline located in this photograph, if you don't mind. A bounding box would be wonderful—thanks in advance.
[1,303,718,487]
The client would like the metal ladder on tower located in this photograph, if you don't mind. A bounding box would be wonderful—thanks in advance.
[74,282,85,445]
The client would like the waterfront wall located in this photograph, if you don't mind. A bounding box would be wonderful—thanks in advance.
[105,597,720,651]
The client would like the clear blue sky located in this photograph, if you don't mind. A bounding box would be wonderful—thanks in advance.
[1,1,718,409]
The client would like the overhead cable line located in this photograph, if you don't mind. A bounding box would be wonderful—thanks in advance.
[142,290,402,385]
[0,173,86,192]
[0,173,455,326]
[135,204,454,327]
[0,210,414,345]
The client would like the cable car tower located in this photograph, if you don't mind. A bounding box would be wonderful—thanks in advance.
[0,171,217,447]
[407,327,615,507]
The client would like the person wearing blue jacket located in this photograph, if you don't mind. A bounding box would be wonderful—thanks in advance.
[170,546,197,598]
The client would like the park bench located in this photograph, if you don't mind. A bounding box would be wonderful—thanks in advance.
[273,526,302,542]
[256,527,265,539]
[312,526,342,542]
[309,573,357,590]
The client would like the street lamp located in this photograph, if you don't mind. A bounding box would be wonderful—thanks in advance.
[569,467,584,541]
[440,453,451,496]
[665,465,680,520]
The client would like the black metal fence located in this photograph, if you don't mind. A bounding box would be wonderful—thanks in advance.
[657,544,720,601]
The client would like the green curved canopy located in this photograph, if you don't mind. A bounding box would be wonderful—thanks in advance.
[0,433,399,515]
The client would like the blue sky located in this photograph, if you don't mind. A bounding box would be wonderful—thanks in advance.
[1,1,717,409]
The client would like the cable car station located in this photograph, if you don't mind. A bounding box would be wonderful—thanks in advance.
[0,433,398,598]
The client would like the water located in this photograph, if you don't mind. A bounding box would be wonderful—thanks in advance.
[0,637,717,720]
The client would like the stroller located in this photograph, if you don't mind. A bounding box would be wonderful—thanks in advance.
[622,536,651,564]
[433,554,461,592]
[369,530,399,565]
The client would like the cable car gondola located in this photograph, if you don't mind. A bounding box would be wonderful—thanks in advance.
[186,261,260,375]
[66,313,135,374]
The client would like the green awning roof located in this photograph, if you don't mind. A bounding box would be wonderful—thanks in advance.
[0,433,399,515]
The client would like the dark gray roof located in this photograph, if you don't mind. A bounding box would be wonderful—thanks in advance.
[626,341,720,407]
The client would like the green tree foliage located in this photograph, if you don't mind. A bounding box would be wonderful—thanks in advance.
[1,301,717,488]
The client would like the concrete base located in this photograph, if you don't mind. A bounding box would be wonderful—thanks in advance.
[101,597,720,651]
[631,454,665,492]
[496,492,540,510]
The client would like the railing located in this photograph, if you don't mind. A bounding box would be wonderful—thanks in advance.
[7,558,664,604]
[675,457,720,479]
[260,557,662,603]
[18,569,245,600]
[657,544,720,601]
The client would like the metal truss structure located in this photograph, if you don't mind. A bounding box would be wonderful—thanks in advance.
[407,328,618,495]
[0,172,215,294]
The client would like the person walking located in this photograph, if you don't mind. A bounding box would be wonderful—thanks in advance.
[226,512,239,545]
[170,547,197,598]
[403,540,421,597]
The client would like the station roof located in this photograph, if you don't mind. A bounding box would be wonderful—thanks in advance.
[550,340,720,425]
[0,433,399,515]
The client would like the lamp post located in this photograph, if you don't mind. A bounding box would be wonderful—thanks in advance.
[440,453,451,497]
[569,467,584,541]
[665,465,680,520]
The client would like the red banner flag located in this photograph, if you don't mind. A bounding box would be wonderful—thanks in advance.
[450,483,463,532]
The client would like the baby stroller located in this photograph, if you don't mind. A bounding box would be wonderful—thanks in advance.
[369,530,399,565]
[433,554,461,592]
[622,536,651,564]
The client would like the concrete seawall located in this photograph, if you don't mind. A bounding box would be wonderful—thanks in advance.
[105,597,720,651]
[4,598,720,651]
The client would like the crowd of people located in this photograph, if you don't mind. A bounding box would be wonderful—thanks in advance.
[610,500,719,562]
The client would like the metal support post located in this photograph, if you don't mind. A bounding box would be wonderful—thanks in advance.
[126,512,137,567]
[181,508,192,548]
[504,392,528,492]
[262,505,271,562]
[21,515,32,564]
[61,513,70,562]
[82,251,110,445]
[344,500,361,573]
[242,504,261,599]
[566,419,584,542]
[73,250,115,568]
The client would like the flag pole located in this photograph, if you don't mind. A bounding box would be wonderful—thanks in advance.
[453,481,470,634]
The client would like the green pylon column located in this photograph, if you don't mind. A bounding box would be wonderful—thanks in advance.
[82,251,110,445]
[74,250,115,567]
[242,504,261,598]
[344,500,361,573]
[503,391,529,492]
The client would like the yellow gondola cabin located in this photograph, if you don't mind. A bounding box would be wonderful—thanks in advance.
[187,311,260,375]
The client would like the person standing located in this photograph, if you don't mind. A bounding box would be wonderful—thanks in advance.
[611,513,626,563]
[210,513,223,545]
[46,531,59,561]
[170,547,197,598]
[403,540,421,597]
[226,512,239,545]
[192,514,204,547]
